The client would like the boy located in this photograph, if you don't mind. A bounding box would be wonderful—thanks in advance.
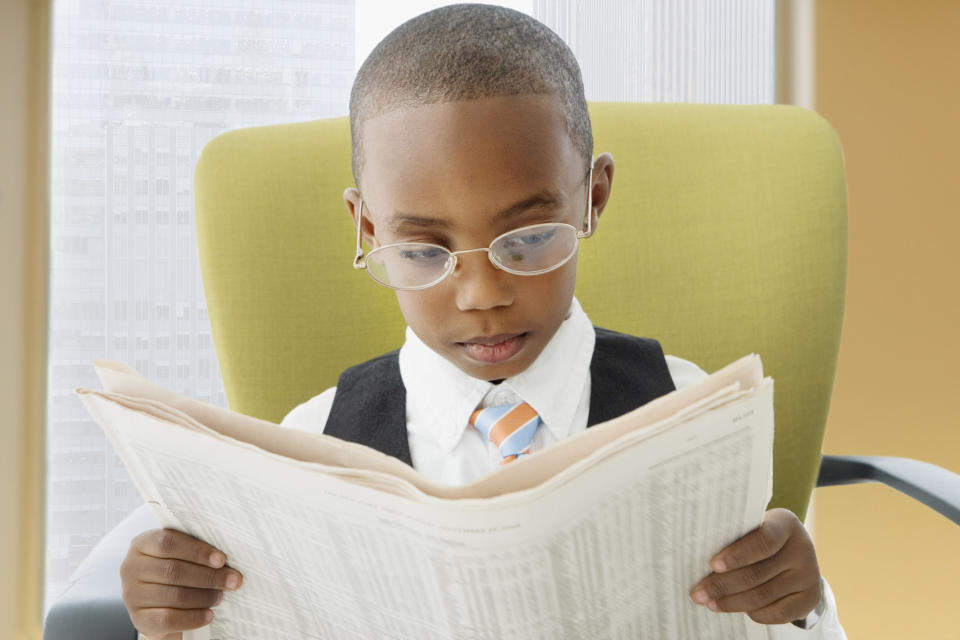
[120,5,846,638]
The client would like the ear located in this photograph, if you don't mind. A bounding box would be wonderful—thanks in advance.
[588,153,615,231]
[343,187,378,250]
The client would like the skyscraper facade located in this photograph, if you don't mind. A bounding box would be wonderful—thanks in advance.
[46,0,355,608]
[533,0,774,103]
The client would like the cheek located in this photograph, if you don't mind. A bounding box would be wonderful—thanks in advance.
[503,259,578,331]
[395,289,451,336]
[537,256,578,310]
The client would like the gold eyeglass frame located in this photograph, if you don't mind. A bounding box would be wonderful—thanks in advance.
[352,163,595,291]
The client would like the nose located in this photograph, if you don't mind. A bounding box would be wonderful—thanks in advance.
[452,249,514,311]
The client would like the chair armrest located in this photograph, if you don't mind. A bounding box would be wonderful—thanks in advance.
[816,454,960,526]
[44,502,158,640]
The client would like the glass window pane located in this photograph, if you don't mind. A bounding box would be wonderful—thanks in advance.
[45,0,356,611]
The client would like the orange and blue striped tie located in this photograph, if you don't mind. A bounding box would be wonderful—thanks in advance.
[469,402,542,465]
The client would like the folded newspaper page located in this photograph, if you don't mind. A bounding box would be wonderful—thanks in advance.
[77,355,775,640]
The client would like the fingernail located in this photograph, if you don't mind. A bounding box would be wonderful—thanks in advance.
[712,558,727,572]
[708,600,720,611]
[209,552,225,568]
[225,573,239,589]
[692,589,708,604]
[214,591,223,606]
[204,610,214,623]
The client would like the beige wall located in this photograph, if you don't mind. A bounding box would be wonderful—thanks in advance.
[1,0,49,638]
[813,1,960,638]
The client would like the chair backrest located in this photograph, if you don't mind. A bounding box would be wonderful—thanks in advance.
[194,103,847,521]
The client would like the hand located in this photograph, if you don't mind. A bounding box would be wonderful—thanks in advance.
[689,508,822,625]
[120,528,243,639]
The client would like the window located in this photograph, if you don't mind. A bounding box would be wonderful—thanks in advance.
[134,300,149,322]
[45,0,774,613]
[156,230,169,257]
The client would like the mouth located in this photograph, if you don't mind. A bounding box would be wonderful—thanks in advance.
[456,332,529,364]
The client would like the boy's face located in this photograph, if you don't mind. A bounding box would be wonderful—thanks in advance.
[345,94,613,381]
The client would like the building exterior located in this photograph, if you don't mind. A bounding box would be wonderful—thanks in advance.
[45,0,355,607]
[532,0,774,103]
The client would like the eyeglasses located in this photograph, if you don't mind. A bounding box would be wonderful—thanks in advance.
[352,166,594,291]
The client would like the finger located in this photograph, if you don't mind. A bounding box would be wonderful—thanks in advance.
[132,529,228,568]
[690,555,785,604]
[708,569,802,615]
[747,591,822,626]
[127,582,224,610]
[710,508,795,572]
[137,556,242,591]
[132,607,214,636]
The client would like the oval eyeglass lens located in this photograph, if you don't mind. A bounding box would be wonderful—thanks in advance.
[366,244,451,288]
[492,225,577,272]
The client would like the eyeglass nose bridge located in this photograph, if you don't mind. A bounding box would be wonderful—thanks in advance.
[446,246,502,275]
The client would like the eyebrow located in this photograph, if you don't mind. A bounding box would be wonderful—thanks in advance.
[387,189,566,233]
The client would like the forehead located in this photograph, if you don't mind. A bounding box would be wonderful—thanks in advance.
[358,94,583,226]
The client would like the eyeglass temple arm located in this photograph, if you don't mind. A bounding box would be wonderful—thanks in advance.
[352,199,367,269]
[577,164,595,239]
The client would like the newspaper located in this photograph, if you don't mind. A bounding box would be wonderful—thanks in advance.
[77,355,775,640]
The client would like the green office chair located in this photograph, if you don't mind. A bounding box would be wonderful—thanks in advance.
[44,103,960,640]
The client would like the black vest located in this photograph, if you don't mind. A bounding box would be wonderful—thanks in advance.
[325,327,675,466]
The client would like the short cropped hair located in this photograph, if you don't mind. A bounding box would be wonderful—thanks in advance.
[349,3,592,185]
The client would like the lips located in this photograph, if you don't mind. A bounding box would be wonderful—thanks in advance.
[457,332,528,364]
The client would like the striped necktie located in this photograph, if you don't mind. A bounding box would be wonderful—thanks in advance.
[469,402,542,465]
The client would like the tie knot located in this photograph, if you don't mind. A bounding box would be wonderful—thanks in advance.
[469,402,541,465]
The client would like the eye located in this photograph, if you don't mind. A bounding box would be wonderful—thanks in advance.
[398,245,448,262]
[502,227,558,249]
[521,229,557,245]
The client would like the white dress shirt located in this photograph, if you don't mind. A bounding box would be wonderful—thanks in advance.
[282,298,847,639]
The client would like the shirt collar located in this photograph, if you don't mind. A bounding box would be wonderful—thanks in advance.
[399,297,595,455]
